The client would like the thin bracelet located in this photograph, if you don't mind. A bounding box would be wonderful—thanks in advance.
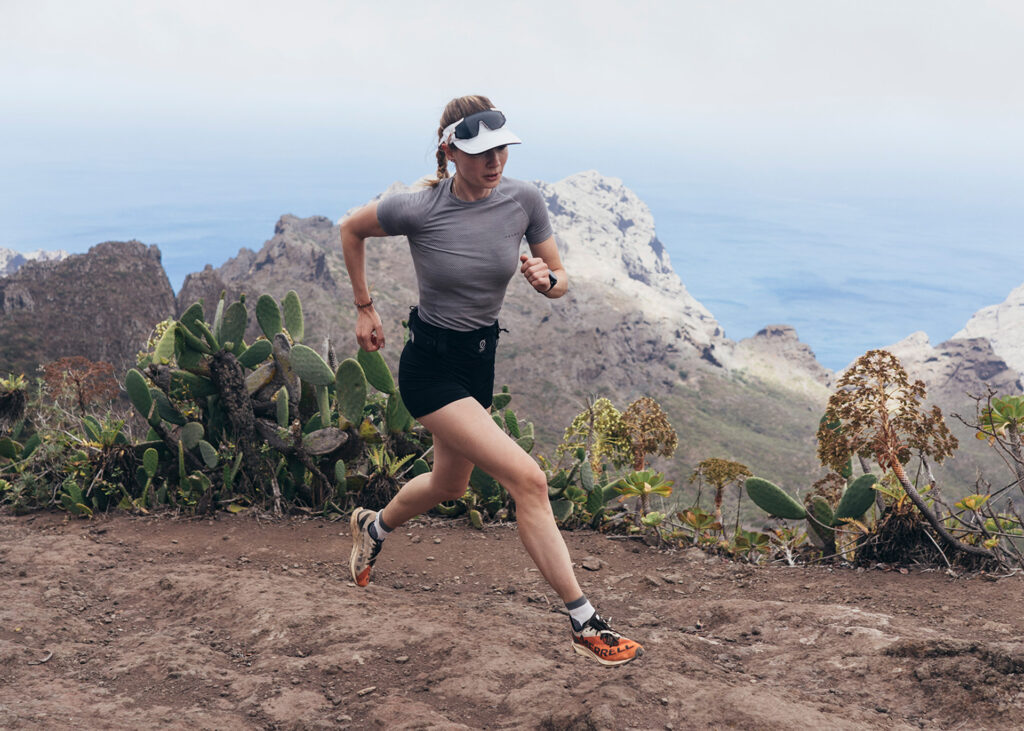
[355,298,374,310]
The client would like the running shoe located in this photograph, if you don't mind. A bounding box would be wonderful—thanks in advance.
[571,613,644,666]
[349,507,383,587]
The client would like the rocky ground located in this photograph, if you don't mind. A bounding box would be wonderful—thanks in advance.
[1,511,1023,730]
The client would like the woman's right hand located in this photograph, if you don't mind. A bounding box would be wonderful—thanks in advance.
[356,307,386,351]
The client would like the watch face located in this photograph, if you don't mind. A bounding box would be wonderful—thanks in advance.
[548,273,558,290]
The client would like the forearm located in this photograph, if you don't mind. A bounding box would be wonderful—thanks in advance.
[341,227,372,304]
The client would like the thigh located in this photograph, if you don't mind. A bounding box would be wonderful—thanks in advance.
[430,433,475,494]
[418,397,538,491]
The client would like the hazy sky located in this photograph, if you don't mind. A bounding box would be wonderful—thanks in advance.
[3,1,1023,368]
[5,0,1023,168]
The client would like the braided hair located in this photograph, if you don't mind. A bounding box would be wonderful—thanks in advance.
[426,94,495,188]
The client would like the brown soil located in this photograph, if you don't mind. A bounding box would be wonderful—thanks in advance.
[1,512,1022,730]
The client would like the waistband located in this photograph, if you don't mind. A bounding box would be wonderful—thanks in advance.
[408,306,501,358]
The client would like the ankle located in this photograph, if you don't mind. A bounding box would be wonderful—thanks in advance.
[566,596,596,632]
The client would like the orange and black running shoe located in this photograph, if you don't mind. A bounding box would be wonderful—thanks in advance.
[571,614,644,666]
[349,508,383,587]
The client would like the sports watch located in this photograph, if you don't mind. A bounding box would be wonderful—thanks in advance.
[546,273,558,292]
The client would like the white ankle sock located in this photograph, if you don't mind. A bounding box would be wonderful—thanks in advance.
[566,597,596,631]
[368,512,392,542]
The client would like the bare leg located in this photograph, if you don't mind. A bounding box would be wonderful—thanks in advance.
[393,397,583,603]
[379,436,474,528]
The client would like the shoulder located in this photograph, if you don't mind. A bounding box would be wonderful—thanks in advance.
[377,181,448,235]
[381,180,447,208]
[497,177,545,203]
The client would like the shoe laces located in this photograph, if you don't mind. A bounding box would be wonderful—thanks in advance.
[586,614,620,646]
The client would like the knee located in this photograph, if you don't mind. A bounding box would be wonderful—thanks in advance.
[512,465,549,505]
[435,481,469,502]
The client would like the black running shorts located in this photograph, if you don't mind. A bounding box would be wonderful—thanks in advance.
[398,308,498,419]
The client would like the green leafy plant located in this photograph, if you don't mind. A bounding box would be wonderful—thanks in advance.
[975,394,1024,497]
[614,469,674,521]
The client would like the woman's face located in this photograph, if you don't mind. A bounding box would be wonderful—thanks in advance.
[449,145,509,193]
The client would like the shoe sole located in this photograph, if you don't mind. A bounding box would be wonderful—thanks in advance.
[571,641,643,666]
[349,509,372,585]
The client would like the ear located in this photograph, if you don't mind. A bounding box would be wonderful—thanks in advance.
[441,142,457,164]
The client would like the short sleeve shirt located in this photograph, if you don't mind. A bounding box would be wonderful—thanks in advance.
[376,176,553,331]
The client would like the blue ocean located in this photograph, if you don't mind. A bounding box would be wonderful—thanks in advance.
[3,152,1022,372]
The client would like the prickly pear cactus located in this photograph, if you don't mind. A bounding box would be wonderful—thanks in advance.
[745,477,807,520]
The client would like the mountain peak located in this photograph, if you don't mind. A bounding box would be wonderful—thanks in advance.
[535,171,721,347]
[954,282,1024,378]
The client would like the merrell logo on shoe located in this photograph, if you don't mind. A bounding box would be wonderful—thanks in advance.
[589,643,630,658]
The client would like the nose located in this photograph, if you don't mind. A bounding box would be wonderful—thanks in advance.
[484,149,501,166]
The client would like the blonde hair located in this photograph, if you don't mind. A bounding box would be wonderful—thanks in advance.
[426,94,495,188]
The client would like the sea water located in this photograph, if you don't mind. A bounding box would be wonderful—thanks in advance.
[2,153,1022,372]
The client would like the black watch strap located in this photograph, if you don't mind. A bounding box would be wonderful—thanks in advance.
[546,273,558,292]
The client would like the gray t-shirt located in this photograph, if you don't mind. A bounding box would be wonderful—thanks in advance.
[376,176,553,331]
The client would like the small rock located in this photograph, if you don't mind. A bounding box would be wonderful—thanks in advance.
[659,697,669,705]
[425,556,435,561]
[410,535,422,544]
[337,715,352,722]
[589,704,615,727]
[433,537,442,544]
[395,656,410,664]
[644,574,665,587]
[357,686,376,697]
[581,556,603,571]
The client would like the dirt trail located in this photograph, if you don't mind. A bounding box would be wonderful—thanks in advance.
[1,512,1022,730]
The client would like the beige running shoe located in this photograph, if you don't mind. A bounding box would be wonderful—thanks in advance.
[571,613,644,666]
[349,508,383,587]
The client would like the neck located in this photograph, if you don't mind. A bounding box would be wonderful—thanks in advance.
[451,174,493,202]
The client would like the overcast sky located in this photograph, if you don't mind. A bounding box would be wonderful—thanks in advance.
[5,0,1023,176]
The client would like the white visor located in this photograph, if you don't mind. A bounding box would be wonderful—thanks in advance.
[440,110,522,154]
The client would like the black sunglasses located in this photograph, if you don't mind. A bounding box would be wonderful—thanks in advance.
[453,110,507,140]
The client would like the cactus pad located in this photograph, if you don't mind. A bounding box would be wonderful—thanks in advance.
[238,339,272,369]
[385,393,414,434]
[357,348,396,394]
[303,427,347,456]
[336,359,367,426]
[550,499,574,524]
[745,477,807,520]
[835,473,878,520]
[125,369,153,421]
[198,440,219,468]
[221,301,248,354]
[255,294,282,338]
[282,290,303,343]
[180,422,205,450]
[275,387,290,427]
[290,344,336,386]
[143,448,159,477]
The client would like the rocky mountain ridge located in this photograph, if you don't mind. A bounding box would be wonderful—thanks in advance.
[0,247,68,276]
[0,241,175,375]
[2,171,1020,491]
[954,281,1024,379]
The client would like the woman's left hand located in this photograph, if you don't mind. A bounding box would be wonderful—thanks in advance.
[520,254,552,293]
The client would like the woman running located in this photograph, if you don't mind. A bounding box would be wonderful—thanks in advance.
[341,95,642,666]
